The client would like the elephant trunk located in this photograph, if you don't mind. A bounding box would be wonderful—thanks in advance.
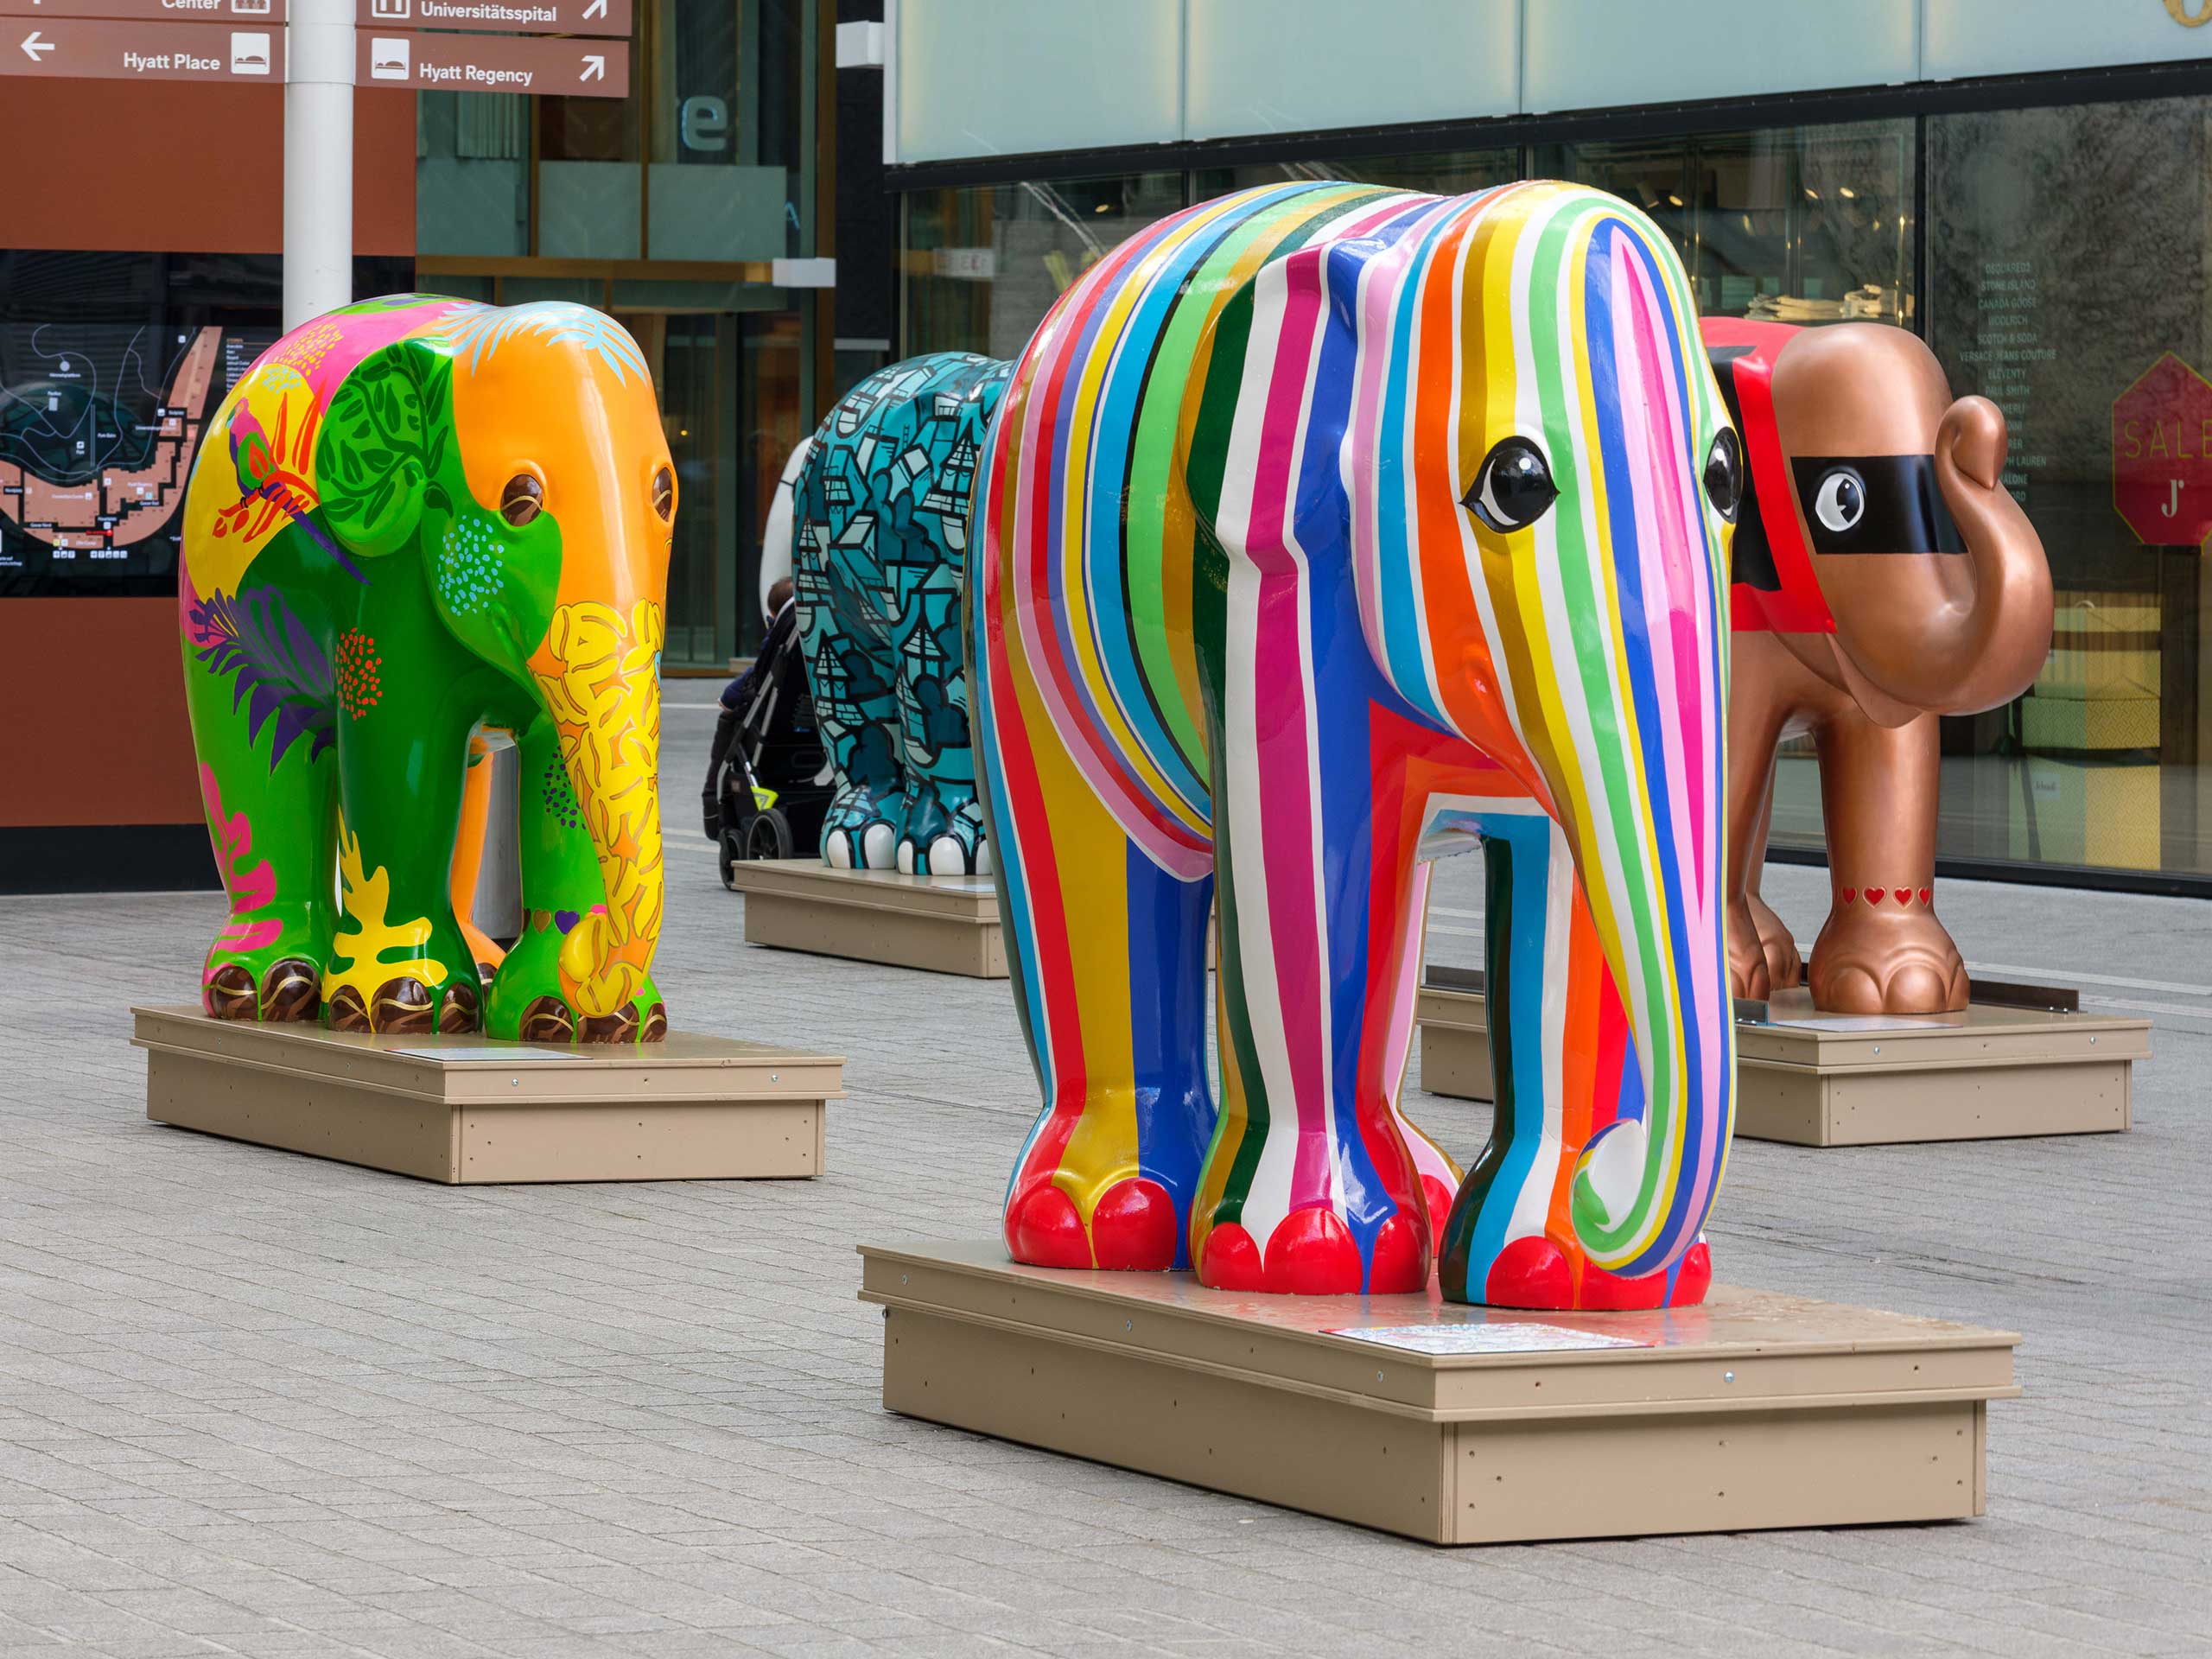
[1556,751,1738,1282]
[534,598,666,1025]
[1828,395,2054,719]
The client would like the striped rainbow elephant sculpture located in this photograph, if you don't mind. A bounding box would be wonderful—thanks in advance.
[972,180,1740,1309]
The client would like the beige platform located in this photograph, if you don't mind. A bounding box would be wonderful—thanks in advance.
[1415,975,2150,1147]
[723,859,1006,977]
[861,1240,2018,1545]
[132,1005,841,1183]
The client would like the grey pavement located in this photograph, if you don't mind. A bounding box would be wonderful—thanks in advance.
[2,724,2209,1657]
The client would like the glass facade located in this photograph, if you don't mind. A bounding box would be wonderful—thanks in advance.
[416,0,823,667]
[896,94,2212,889]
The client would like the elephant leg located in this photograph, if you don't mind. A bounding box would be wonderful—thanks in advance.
[448,732,508,978]
[1436,812,1713,1311]
[890,565,986,875]
[1725,630,1796,999]
[486,716,666,1044]
[977,582,1216,1271]
[183,629,339,1025]
[796,583,908,870]
[1807,707,1967,1014]
[1740,762,1803,992]
[1187,657,1443,1296]
[324,692,485,1036]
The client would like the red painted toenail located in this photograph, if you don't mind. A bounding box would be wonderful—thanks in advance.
[1262,1207,1363,1295]
[1090,1178,1176,1271]
[1367,1213,1425,1294]
[1005,1184,1090,1268]
[1484,1235,1573,1309]
[1198,1223,1262,1291]
[1667,1241,1713,1307]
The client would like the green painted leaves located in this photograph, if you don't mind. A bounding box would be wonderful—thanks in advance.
[317,342,455,558]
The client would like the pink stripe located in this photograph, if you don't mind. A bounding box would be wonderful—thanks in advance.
[1238,252,1334,1188]
[1610,234,1727,1222]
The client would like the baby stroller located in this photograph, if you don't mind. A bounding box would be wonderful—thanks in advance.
[703,613,832,888]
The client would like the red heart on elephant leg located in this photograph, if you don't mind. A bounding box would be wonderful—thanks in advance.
[1842,887,1857,904]
[1918,887,1932,906]
[1863,888,1883,906]
[1892,888,1911,905]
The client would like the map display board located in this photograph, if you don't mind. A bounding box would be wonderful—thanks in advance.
[1,316,276,595]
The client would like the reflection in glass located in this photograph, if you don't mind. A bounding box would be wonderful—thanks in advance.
[1537,122,1913,325]
[903,174,1188,361]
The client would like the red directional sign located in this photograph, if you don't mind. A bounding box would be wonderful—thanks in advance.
[2113,352,2212,548]
[358,0,630,35]
[0,1,281,20]
[358,25,622,94]
[0,15,280,79]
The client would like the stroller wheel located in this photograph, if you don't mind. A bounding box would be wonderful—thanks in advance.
[718,828,742,891]
[746,806,795,862]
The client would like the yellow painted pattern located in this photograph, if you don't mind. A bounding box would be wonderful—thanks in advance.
[327,813,450,1010]
[533,599,666,1020]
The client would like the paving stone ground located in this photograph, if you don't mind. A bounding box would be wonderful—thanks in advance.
[1,696,2206,1656]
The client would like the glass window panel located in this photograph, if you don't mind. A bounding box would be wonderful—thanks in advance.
[902,172,1186,360]
[1536,120,1913,324]
[1192,149,1519,202]
[1926,96,2212,880]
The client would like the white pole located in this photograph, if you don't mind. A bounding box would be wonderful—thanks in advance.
[283,0,355,332]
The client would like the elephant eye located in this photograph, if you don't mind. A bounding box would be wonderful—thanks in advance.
[1813,466,1866,534]
[1463,436,1557,534]
[1704,429,1743,522]
[653,467,675,521]
[500,474,543,528]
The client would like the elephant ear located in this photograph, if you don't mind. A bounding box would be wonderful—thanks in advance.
[315,339,454,558]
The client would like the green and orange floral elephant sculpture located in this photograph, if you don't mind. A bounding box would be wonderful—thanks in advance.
[180,297,677,1042]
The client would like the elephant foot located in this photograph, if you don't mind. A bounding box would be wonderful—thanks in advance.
[1007,1176,1185,1271]
[517,994,669,1046]
[1746,891,1802,992]
[896,830,989,877]
[1197,1205,1427,1297]
[1808,897,1967,1014]
[1481,1234,1713,1311]
[202,957,321,1024]
[1726,902,1771,1001]
[323,974,483,1036]
[823,819,899,870]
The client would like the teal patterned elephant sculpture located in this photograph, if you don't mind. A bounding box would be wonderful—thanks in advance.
[775,352,1011,874]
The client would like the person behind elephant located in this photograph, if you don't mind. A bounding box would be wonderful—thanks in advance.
[1707,318,2052,1014]
[973,179,1738,1309]
[702,577,798,837]
[781,353,1011,876]
[180,296,675,1044]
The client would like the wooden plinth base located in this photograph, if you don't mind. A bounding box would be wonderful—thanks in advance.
[861,1241,2018,1545]
[133,1005,842,1183]
[723,859,1006,977]
[1415,980,2149,1147]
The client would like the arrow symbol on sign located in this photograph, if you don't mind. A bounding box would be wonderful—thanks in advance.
[584,0,607,16]
[20,29,54,61]
[581,53,604,81]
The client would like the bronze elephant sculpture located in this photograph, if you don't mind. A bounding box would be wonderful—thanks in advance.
[1710,319,2053,1014]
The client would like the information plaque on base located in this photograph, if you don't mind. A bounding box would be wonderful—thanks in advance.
[1415,972,2151,1147]
[861,1241,2019,1546]
[722,859,1007,977]
[133,1006,842,1183]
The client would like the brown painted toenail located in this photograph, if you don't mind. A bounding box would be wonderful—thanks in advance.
[258,959,320,1023]
[204,963,257,1020]
[371,977,435,1034]
[520,995,574,1044]
[438,983,481,1034]
[326,985,371,1033]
